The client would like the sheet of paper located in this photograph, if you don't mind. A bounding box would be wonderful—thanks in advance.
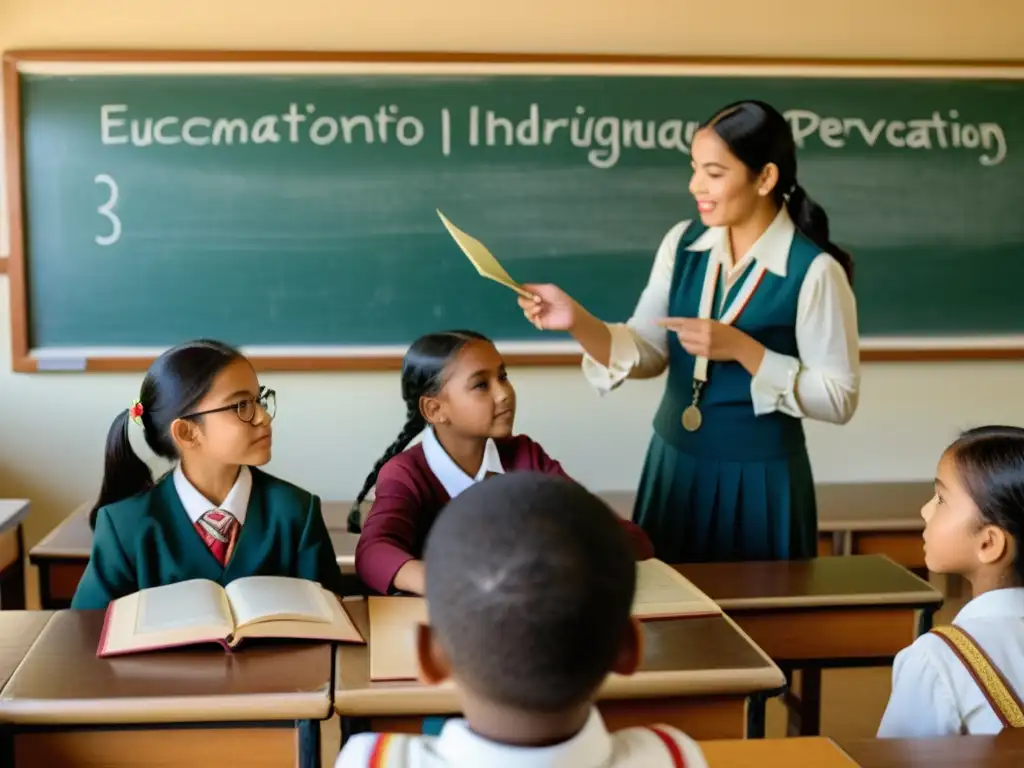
[436,210,534,299]
[368,596,428,681]
[631,559,721,619]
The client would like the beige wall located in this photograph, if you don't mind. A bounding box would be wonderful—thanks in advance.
[2,0,1024,547]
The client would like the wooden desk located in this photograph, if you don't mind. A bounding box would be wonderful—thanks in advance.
[0,500,30,609]
[700,737,857,767]
[0,610,334,768]
[816,482,931,569]
[334,598,785,742]
[677,555,943,738]
[0,611,53,691]
[603,483,932,563]
[838,731,1024,767]
[28,501,91,609]
[30,501,362,608]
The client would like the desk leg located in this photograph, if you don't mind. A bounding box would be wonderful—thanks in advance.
[918,605,938,636]
[798,668,822,736]
[298,719,320,768]
[746,693,767,739]
[0,526,26,610]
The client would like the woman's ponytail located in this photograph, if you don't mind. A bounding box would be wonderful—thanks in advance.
[786,184,855,285]
[347,409,426,532]
[90,408,153,529]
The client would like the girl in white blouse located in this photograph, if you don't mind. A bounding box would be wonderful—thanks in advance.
[879,426,1024,737]
[519,100,860,564]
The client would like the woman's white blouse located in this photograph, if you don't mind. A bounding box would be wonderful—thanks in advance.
[581,208,861,425]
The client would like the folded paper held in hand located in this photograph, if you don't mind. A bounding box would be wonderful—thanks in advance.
[97,575,365,657]
[436,210,535,300]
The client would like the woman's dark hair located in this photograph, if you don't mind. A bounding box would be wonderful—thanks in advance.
[947,425,1024,586]
[91,339,245,528]
[347,330,491,533]
[702,100,854,284]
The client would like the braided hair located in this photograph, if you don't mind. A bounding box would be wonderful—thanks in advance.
[347,330,491,532]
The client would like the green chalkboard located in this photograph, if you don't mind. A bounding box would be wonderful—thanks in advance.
[7,54,1024,369]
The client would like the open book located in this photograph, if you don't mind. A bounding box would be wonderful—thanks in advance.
[98,576,365,658]
[633,559,721,619]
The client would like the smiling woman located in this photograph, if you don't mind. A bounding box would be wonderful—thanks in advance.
[518,100,861,565]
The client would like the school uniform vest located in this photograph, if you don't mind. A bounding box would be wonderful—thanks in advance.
[652,221,820,461]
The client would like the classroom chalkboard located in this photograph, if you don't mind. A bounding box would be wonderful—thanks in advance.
[4,52,1024,371]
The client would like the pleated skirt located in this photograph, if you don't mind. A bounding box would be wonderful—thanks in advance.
[633,432,817,563]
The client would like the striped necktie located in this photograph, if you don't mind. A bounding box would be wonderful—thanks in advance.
[195,509,239,566]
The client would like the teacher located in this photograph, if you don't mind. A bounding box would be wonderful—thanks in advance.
[520,100,860,563]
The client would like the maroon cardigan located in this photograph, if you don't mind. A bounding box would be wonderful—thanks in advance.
[354,434,655,594]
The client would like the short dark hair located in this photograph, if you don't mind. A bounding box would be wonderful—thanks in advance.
[948,425,1024,585]
[92,339,244,528]
[423,472,636,712]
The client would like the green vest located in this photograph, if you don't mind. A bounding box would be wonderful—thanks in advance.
[71,467,348,610]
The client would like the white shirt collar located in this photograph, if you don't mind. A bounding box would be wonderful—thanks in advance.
[436,708,612,768]
[422,427,505,499]
[173,464,252,525]
[684,204,797,277]
[954,587,1024,623]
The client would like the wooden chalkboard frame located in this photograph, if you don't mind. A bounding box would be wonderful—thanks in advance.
[4,49,1024,372]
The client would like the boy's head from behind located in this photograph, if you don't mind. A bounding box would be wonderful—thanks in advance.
[418,472,641,716]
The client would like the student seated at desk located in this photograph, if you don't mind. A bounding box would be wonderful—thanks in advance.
[351,330,654,596]
[71,339,347,611]
[338,472,706,768]
[878,426,1024,737]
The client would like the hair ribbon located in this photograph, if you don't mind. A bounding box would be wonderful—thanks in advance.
[129,399,144,426]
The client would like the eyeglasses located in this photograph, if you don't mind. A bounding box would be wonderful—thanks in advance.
[182,387,277,424]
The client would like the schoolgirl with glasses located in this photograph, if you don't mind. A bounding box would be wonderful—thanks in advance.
[72,339,348,610]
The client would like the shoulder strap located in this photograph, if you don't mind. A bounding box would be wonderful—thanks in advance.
[646,726,686,767]
[930,625,1024,728]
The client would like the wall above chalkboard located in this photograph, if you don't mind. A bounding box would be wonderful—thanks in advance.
[3,50,1023,372]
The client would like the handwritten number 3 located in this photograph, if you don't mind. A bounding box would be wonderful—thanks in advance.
[94,174,121,246]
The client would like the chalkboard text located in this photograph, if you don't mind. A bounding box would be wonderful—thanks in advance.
[786,109,1006,166]
[99,102,1008,168]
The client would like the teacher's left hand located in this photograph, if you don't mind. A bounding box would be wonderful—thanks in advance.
[657,317,744,361]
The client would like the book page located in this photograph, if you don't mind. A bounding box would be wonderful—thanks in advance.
[135,579,234,635]
[632,559,721,619]
[98,579,234,657]
[368,596,428,681]
[226,575,334,629]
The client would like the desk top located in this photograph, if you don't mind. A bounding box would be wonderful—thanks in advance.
[0,499,31,533]
[29,501,91,560]
[29,481,934,563]
[333,598,784,716]
[30,500,360,568]
[700,737,856,767]
[838,731,1024,767]
[814,482,931,532]
[0,611,54,691]
[676,555,943,611]
[0,610,333,724]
